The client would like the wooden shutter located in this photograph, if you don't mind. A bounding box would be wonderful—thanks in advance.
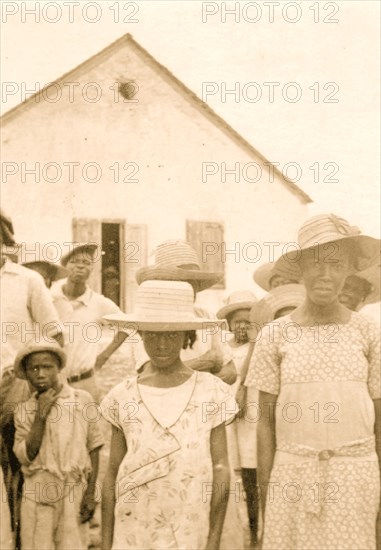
[124,224,147,312]
[186,220,225,288]
[72,218,102,292]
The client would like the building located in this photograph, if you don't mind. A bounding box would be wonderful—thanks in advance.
[1,34,311,312]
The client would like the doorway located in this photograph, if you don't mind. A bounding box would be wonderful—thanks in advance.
[101,223,122,306]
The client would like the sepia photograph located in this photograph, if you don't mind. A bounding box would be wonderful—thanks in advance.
[1,1,380,549]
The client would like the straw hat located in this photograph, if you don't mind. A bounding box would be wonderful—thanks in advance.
[253,262,301,291]
[104,280,225,331]
[275,214,380,275]
[61,243,99,267]
[14,340,66,380]
[217,290,258,320]
[250,284,306,325]
[136,240,223,292]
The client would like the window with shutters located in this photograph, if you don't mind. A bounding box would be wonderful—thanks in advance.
[186,220,225,289]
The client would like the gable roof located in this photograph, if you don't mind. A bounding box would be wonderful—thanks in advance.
[1,34,312,204]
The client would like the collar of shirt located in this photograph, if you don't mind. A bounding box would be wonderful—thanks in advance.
[52,278,92,306]
[0,258,19,275]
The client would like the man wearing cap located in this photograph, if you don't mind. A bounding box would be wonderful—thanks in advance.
[51,243,128,402]
[133,240,237,384]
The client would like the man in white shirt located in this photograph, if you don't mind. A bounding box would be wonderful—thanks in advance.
[52,243,127,402]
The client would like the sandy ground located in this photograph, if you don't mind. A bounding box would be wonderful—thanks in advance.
[88,334,260,550]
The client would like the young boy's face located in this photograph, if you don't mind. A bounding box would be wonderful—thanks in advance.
[24,352,61,393]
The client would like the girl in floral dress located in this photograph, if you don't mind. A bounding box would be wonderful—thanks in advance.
[101,280,237,550]
[246,214,381,550]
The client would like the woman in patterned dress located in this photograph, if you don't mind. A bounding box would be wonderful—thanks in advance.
[245,214,381,550]
[101,280,237,550]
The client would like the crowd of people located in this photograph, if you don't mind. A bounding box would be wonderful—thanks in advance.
[0,209,380,550]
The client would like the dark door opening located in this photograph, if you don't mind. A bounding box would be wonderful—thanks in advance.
[101,223,121,306]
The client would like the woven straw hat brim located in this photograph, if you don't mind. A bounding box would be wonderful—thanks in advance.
[23,261,68,281]
[61,243,98,267]
[276,235,380,275]
[217,301,256,320]
[103,313,224,332]
[249,299,274,326]
[252,263,274,291]
[136,266,223,292]
[14,344,66,380]
[253,262,301,291]
[250,284,306,324]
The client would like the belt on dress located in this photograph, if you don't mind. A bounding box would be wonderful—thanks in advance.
[67,368,94,384]
[275,437,376,514]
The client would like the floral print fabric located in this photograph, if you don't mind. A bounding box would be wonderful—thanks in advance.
[101,371,237,550]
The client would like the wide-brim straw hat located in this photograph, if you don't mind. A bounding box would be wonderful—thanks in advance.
[275,214,380,276]
[104,280,225,331]
[253,262,301,291]
[61,243,99,267]
[250,284,306,325]
[136,240,223,292]
[217,290,258,319]
[14,340,66,380]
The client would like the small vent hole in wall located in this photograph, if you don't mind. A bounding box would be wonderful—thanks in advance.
[118,81,138,100]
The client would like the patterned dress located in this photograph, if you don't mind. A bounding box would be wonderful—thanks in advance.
[101,371,237,550]
[245,312,380,550]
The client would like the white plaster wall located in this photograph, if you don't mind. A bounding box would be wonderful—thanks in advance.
[1,39,308,312]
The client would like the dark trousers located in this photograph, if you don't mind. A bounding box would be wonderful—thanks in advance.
[1,420,23,550]
[241,467,259,543]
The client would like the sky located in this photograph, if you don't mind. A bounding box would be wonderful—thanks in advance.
[1,0,380,235]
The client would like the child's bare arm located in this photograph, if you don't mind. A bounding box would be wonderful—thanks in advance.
[206,423,230,550]
[80,446,102,523]
[102,425,127,550]
[25,388,59,461]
